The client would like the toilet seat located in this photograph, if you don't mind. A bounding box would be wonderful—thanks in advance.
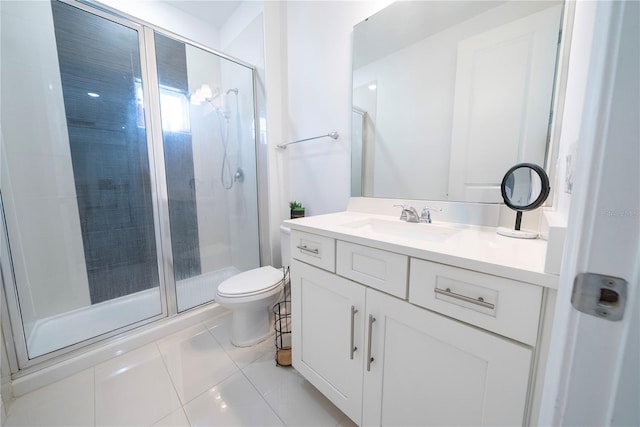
[216,266,284,298]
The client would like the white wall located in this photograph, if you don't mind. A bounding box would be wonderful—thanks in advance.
[262,2,288,266]
[97,0,220,49]
[551,2,596,224]
[280,1,393,216]
[220,1,264,51]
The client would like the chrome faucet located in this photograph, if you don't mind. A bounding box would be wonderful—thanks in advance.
[419,206,443,224]
[420,207,432,224]
[393,205,420,223]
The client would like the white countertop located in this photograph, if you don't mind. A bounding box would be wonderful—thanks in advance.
[284,211,558,289]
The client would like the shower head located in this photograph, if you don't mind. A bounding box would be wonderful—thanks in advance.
[190,86,237,106]
[190,84,221,106]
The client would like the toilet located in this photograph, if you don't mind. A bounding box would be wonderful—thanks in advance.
[215,225,291,347]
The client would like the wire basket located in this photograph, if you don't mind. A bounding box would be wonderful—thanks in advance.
[273,300,291,366]
[273,267,291,366]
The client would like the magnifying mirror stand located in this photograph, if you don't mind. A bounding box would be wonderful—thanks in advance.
[496,211,538,239]
[497,162,549,239]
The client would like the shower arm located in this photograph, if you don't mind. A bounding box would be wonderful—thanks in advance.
[277,131,339,149]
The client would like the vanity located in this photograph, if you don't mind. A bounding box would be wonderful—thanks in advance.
[285,205,558,426]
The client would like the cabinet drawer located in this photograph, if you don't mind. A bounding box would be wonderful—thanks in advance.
[409,259,542,346]
[336,241,408,299]
[291,230,336,272]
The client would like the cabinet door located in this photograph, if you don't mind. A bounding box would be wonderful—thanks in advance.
[363,289,532,426]
[291,259,366,424]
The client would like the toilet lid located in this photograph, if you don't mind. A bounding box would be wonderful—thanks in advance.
[217,266,284,297]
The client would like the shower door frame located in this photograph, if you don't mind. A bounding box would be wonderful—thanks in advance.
[0,0,267,374]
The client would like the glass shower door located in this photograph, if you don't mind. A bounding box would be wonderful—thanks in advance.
[0,1,164,361]
[153,34,261,312]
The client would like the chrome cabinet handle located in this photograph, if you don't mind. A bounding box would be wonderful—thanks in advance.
[350,306,358,360]
[434,287,495,309]
[296,245,319,255]
[366,314,376,371]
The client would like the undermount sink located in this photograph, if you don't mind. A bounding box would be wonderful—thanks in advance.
[339,217,459,242]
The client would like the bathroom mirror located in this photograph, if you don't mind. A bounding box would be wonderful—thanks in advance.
[351,0,566,203]
[497,163,550,238]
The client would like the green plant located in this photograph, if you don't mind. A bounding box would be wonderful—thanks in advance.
[289,201,304,210]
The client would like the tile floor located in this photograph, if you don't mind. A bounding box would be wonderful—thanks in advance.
[4,313,356,427]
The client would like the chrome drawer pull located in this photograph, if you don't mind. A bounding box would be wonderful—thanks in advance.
[434,287,495,310]
[350,306,358,360]
[296,245,319,255]
[366,314,376,371]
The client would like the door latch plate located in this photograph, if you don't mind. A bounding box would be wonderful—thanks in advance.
[571,273,627,321]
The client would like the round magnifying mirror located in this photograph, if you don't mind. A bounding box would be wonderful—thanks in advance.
[497,163,550,239]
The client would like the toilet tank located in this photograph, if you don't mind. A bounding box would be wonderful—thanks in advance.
[280,225,291,269]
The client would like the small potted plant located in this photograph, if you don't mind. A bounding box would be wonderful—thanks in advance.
[290,201,305,219]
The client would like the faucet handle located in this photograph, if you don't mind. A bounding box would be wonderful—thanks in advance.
[393,204,408,221]
[420,206,442,224]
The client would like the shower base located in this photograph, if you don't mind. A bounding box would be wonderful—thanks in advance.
[26,267,241,359]
[176,266,240,312]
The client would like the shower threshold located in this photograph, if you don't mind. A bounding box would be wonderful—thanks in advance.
[26,266,242,359]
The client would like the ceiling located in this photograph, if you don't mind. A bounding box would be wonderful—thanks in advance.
[162,0,242,28]
[353,1,506,69]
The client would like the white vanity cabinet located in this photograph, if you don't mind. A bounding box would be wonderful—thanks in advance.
[362,288,532,426]
[289,228,550,426]
[291,259,366,424]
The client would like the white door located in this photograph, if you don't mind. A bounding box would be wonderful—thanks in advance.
[447,5,562,202]
[290,260,366,425]
[539,1,639,425]
[362,288,532,426]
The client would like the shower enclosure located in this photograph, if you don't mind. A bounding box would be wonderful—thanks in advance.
[0,0,263,368]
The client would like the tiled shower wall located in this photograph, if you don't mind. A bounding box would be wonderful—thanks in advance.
[155,34,202,282]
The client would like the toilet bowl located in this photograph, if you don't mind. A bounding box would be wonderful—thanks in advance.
[215,225,291,347]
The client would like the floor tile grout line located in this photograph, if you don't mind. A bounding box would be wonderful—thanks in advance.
[157,321,241,414]
[161,323,204,426]
[239,363,289,427]
[200,318,250,387]
[241,353,351,427]
[151,341,184,426]
[205,317,289,426]
[238,347,296,427]
[180,406,193,427]
[204,318,262,372]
